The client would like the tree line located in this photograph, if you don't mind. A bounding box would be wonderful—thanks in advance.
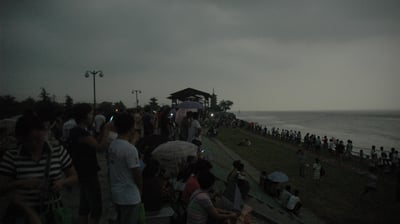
[0,88,234,120]
[0,88,154,120]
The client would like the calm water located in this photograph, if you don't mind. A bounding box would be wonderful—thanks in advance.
[234,110,400,153]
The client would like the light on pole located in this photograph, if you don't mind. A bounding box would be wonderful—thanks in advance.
[85,70,103,115]
[131,90,142,108]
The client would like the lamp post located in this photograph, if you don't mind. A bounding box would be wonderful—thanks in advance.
[131,90,142,108]
[85,70,103,115]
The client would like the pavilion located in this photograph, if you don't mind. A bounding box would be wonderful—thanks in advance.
[167,87,216,110]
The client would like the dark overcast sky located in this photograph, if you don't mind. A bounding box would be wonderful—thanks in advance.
[1,0,399,110]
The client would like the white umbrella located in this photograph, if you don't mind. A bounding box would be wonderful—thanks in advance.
[177,101,203,109]
[267,171,289,183]
[152,140,198,177]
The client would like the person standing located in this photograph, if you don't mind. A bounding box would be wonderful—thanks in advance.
[133,112,144,139]
[345,140,353,159]
[179,111,192,141]
[0,111,77,223]
[313,158,322,181]
[108,112,143,224]
[62,116,77,144]
[297,149,307,177]
[93,109,106,137]
[69,103,111,224]
[187,112,201,146]
[322,136,328,151]
[142,107,154,137]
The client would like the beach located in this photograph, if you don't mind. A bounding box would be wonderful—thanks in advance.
[235,110,400,154]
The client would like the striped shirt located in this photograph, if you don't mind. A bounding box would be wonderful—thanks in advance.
[187,190,213,224]
[0,143,72,207]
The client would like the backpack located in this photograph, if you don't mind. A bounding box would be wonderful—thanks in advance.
[320,166,325,176]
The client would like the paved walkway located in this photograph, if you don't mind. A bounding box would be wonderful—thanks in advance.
[63,152,115,224]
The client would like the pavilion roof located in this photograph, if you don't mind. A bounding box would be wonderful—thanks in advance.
[167,88,212,101]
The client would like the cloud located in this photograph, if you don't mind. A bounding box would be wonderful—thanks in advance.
[1,0,399,110]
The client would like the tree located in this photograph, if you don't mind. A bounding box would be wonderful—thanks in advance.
[64,95,74,118]
[39,87,51,102]
[218,100,234,112]
[148,97,160,112]
[65,95,73,109]
[114,101,127,112]
[97,101,114,116]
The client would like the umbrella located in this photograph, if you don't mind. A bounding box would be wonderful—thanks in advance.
[177,101,203,109]
[267,171,289,183]
[152,140,198,177]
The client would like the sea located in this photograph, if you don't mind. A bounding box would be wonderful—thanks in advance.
[234,110,400,154]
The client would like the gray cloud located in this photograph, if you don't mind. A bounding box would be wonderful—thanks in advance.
[1,0,399,110]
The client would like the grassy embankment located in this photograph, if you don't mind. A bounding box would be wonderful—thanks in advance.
[216,127,399,224]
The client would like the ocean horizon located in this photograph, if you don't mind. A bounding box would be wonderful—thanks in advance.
[234,110,400,154]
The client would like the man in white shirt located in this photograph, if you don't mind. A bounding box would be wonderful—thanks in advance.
[93,110,106,136]
[280,185,292,206]
[286,190,301,214]
[62,117,77,142]
[108,112,143,224]
[187,112,201,145]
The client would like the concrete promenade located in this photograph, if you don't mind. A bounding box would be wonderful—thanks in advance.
[61,135,325,224]
[63,151,115,224]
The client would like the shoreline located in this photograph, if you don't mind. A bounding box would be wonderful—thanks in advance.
[233,111,399,157]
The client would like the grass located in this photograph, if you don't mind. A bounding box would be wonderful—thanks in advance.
[216,127,400,224]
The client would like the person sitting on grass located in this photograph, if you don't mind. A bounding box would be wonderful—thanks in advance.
[238,138,251,146]
[187,171,239,224]
[235,163,250,199]
[286,190,301,215]
[227,160,241,183]
[279,185,292,206]
[362,167,378,197]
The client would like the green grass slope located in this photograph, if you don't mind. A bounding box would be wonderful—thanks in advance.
[216,127,400,224]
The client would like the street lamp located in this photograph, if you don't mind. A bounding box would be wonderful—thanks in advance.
[85,70,103,115]
[131,90,142,108]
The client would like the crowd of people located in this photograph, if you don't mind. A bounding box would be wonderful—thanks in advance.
[0,105,248,224]
[3,104,397,223]
[229,119,399,175]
